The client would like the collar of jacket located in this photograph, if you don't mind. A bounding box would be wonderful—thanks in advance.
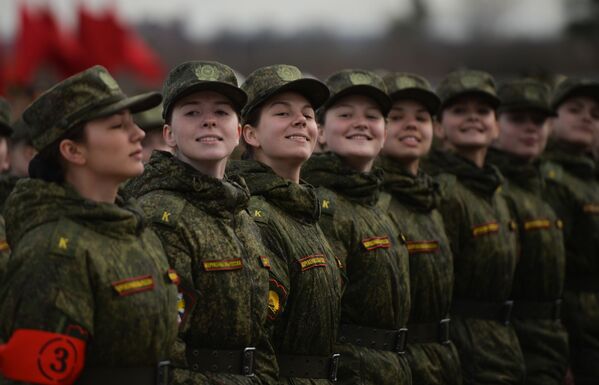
[542,141,596,179]
[486,147,543,193]
[5,178,147,245]
[377,156,439,212]
[0,174,20,212]
[302,152,383,206]
[423,148,503,196]
[125,151,250,218]
[227,159,320,223]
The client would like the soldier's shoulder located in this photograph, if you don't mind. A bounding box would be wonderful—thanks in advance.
[246,195,278,225]
[18,217,86,259]
[313,186,338,217]
[432,173,459,198]
[540,160,565,184]
[137,191,189,228]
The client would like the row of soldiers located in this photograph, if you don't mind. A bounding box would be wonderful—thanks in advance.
[0,61,597,385]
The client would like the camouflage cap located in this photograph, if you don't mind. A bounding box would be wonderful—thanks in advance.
[134,103,164,132]
[24,65,161,151]
[437,69,500,110]
[383,72,440,115]
[0,97,13,137]
[162,61,246,119]
[550,77,599,111]
[497,79,553,115]
[241,64,329,120]
[10,118,33,143]
[321,69,391,115]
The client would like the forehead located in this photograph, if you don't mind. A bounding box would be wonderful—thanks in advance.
[331,93,380,109]
[174,90,233,107]
[390,99,428,111]
[560,95,599,110]
[446,94,495,108]
[265,91,311,107]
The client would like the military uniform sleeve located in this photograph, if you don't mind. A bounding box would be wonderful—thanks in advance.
[435,176,466,257]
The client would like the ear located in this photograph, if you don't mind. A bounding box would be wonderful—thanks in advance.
[235,123,242,146]
[242,124,260,149]
[163,124,177,148]
[59,139,86,166]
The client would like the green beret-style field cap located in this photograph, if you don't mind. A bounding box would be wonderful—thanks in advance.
[321,69,391,115]
[550,77,599,111]
[383,72,440,115]
[497,79,553,115]
[437,69,500,110]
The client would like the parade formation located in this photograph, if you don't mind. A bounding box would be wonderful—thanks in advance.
[0,59,598,385]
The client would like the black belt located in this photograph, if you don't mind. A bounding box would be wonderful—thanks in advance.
[512,299,562,320]
[77,361,170,385]
[408,318,451,345]
[338,324,408,354]
[278,353,340,382]
[451,300,514,325]
[185,346,255,376]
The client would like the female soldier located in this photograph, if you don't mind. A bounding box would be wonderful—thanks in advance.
[421,69,525,385]
[302,69,412,385]
[541,78,599,385]
[0,98,14,277]
[0,65,178,385]
[125,61,276,385]
[378,72,462,385]
[487,78,568,385]
[228,64,342,385]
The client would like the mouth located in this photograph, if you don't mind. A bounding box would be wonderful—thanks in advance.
[130,148,143,158]
[195,135,223,143]
[399,135,421,145]
[285,134,311,143]
[459,126,485,133]
[346,134,372,141]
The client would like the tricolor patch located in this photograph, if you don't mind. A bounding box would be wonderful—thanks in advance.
[583,204,599,215]
[259,256,271,269]
[406,240,439,255]
[167,268,180,285]
[298,254,327,271]
[0,240,9,252]
[471,222,499,237]
[203,258,243,272]
[112,275,154,296]
[523,219,551,231]
[362,236,391,251]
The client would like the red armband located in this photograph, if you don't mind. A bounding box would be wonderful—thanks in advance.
[0,329,86,385]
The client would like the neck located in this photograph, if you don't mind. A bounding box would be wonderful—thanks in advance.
[176,152,226,179]
[399,158,419,176]
[445,143,487,168]
[64,170,120,203]
[255,153,302,183]
[341,155,375,173]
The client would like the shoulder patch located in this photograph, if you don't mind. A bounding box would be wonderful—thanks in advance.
[362,236,391,251]
[406,240,439,255]
[540,161,563,182]
[314,188,336,216]
[48,218,83,257]
[247,197,271,225]
[471,222,500,237]
[523,219,551,231]
[141,193,187,228]
[377,191,392,211]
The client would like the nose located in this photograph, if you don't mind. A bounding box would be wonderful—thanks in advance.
[202,114,217,128]
[131,122,146,142]
[292,112,307,127]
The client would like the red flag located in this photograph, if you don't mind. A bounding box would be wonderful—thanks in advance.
[78,7,164,85]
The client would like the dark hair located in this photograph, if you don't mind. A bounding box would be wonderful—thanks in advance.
[240,106,263,160]
[28,124,87,182]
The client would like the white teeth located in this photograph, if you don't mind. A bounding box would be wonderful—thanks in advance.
[400,136,420,144]
[348,135,369,140]
[287,135,308,141]
[197,137,220,143]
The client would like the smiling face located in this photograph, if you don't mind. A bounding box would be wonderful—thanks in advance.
[382,99,433,173]
[549,96,599,152]
[165,91,240,177]
[319,94,386,172]
[243,91,318,166]
[437,95,498,151]
[495,110,550,160]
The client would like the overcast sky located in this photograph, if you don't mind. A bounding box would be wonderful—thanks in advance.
[0,0,566,42]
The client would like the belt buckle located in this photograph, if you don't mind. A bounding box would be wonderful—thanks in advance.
[395,328,408,354]
[503,300,514,326]
[553,299,562,321]
[329,353,340,382]
[439,318,451,345]
[156,361,171,385]
[241,347,256,376]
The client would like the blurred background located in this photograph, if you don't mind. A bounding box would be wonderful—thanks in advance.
[1,0,599,118]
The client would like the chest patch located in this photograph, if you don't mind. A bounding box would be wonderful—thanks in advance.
[202,258,243,272]
[583,204,599,215]
[406,240,439,255]
[298,254,327,271]
[362,236,391,251]
[471,222,499,237]
[523,219,551,231]
[0,240,9,252]
[112,275,154,296]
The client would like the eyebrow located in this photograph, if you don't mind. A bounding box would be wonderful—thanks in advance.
[179,100,233,108]
[269,100,313,110]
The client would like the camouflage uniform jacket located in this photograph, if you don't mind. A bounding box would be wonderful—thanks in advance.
[487,148,568,385]
[125,151,276,385]
[422,149,525,385]
[0,175,19,278]
[0,178,178,382]
[541,145,599,384]
[302,152,412,385]
[228,159,342,385]
[378,156,462,385]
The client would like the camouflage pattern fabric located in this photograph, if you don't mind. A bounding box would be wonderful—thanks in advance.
[377,156,462,385]
[0,178,178,376]
[0,175,19,279]
[23,65,161,151]
[0,97,13,137]
[422,149,525,385]
[228,159,342,385]
[302,152,412,385]
[541,145,599,385]
[496,79,553,115]
[382,72,441,115]
[321,69,391,115]
[124,151,276,385]
[487,148,568,385]
[550,77,599,111]
[436,69,500,110]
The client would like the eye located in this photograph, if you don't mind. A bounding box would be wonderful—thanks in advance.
[477,107,492,115]
[451,106,466,114]
[215,109,230,116]
[338,112,351,118]
[303,113,315,120]
[184,110,199,117]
